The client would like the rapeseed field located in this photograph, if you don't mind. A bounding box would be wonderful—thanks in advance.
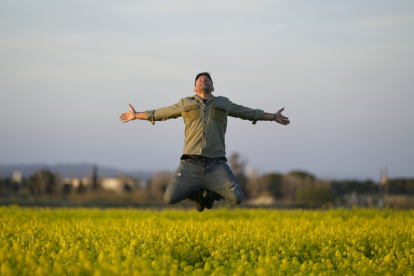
[0,206,413,276]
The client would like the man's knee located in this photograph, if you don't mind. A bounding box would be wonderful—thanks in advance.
[232,186,244,205]
[164,193,175,205]
[227,193,243,205]
[235,194,243,205]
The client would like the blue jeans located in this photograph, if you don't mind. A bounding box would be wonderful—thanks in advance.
[164,159,244,205]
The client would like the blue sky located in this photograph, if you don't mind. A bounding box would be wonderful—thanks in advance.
[1,0,413,180]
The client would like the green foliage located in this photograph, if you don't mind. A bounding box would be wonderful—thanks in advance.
[28,169,58,197]
[261,173,283,198]
[296,185,335,205]
[331,179,378,195]
[228,153,248,195]
[387,178,414,194]
[287,171,316,182]
[0,177,22,196]
[1,206,414,275]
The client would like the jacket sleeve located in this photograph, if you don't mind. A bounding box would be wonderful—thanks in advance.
[228,100,265,125]
[145,100,184,125]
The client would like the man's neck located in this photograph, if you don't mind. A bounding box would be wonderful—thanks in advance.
[196,91,212,100]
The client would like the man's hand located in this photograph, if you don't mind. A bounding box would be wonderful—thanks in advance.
[274,108,290,125]
[119,104,136,123]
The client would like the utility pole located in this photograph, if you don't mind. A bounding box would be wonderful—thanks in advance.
[92,163,99,191]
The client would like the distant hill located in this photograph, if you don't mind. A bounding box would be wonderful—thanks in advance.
[0,164,153,180]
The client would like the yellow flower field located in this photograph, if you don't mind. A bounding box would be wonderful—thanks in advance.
[0,206,413,276]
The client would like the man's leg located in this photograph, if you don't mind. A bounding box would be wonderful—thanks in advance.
[164,160,204,206]
[203,160,244,206]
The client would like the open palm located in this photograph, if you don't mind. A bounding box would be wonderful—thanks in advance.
[275,108,290,125]
[119,104,136,123]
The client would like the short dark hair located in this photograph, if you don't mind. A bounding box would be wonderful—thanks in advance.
[195,72,213,86]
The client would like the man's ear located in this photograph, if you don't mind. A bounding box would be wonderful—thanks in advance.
[194,87,197,93]
[212,87,214,92]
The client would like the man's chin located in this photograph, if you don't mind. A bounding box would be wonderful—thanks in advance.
[198,88,212,93]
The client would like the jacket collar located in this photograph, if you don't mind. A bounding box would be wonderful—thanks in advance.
[191,94,215,104]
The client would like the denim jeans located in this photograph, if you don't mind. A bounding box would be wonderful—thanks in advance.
[164,159,244,205]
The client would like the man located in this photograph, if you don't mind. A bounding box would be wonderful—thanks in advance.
[119,72,290,212]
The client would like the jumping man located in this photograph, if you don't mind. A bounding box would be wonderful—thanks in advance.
[119,72,290,212]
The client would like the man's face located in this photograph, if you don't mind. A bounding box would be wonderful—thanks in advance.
[194,75,214,93]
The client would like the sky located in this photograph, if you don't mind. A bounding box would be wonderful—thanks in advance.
[1,0,413,180]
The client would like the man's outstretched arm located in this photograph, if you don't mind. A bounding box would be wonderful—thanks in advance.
[228,101,290,125]
[120,102,183,124]
[119,104,146,123]
[262,108,290,125]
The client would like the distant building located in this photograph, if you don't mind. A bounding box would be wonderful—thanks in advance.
[62,178,81,188]
[100,177,134,193]
[12,171,22,183]
[61,176,134,193]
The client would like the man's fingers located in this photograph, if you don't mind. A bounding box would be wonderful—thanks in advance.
[275,114,290,125]
[120,106,133,123]
[275,107,289,125]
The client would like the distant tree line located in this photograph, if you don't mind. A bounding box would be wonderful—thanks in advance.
[386,179,414,194]
[146,153,414,205]
[1,155,413,206]
[331,180,378,195]
[0,166,133,202]
[0,177,23,197]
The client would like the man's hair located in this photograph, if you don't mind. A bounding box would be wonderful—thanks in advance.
[195,72,213,86]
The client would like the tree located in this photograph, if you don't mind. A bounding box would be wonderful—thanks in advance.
[330,179,378,195]
[245,167,262,199]
[77,180,87,194]
[386,178,414,194]
[261,173,283,199]
[28,169,58,198]
[228,152,248,195]
[287,171,315,182]
[281,170,316,201]
[296,185,335,205]
[147,171,173,201]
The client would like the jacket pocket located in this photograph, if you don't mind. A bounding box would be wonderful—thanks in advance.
[211,104,227,122]
[183,104,200,123]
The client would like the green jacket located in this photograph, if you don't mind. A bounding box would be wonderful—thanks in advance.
[146,95,264,158]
